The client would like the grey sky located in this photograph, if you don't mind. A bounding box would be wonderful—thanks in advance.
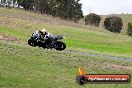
[80,0,132,15]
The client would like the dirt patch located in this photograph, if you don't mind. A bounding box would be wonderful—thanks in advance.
[0,34,18,42]
[81,59,132,72]
[104,63,132,71]
[0,17,9,25]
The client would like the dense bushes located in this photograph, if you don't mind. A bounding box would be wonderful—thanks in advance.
[104,16,123,33]
[85,13,101,27]
[127,23,132,37]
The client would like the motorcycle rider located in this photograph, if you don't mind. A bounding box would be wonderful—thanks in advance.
[32,30,43,41]
[40,29,53,40]
[32,29,54,48]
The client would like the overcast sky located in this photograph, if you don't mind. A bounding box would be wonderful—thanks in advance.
[80,0,132,15]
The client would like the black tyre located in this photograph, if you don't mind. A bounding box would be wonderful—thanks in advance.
[28,39,36,47]
[76,76,86,85]
[54,41,66,50]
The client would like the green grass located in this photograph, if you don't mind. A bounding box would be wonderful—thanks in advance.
[0,42,132,88]
[0,19,132,56]
[0,25,29,38]
[0,8,132,88]
[0,7,132,57]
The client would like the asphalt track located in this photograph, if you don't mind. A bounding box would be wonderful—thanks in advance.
[63,50,132,63]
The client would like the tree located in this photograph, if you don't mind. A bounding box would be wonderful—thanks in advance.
[20,0,34,10]
[34,0,48,14]
[85,13,101,27]
[52,0,83,22]
[16,0,23,7]
[72,0,84,22]
[104,16,123,33]
[127,22,132,37]
[1,0,12,8]
[0,0,6,6]
[0,0,84,22]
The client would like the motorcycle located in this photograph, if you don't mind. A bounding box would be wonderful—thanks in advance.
[28,35,66,51]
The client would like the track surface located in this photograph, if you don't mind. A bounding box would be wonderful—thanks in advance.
[63,50,132,63]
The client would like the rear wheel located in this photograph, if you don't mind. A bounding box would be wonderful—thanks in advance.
[28,39,36,47]
[54,41,66,50]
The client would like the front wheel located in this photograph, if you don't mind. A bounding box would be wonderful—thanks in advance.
[28,39,36,47]
[54,41,66,51]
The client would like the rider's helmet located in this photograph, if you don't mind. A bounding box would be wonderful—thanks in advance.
[40,29,47,35]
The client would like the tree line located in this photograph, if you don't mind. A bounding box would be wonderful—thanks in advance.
[1,0,131,36]
[0,0,84,22]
